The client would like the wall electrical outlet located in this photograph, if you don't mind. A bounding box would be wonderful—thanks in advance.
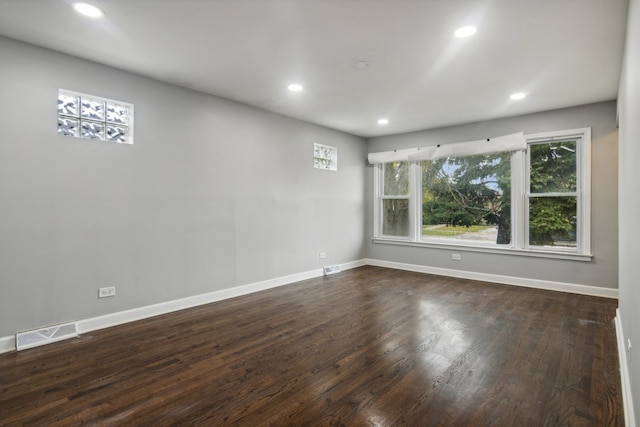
[452,253,462,261]
[99,286,116,298]
[319,252,326,259]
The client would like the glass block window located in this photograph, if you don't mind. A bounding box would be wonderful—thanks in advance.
[314,143,337,171]
[57,89,134,144]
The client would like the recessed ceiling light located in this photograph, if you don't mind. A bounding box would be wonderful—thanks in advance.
[510,92,527,100]
[454,26,477,38]
[72,2,104,18]
[287,84,303,92]
[377,118,389,125]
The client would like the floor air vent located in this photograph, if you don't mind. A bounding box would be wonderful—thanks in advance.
[323,265,341,276]
[16,322,78,351]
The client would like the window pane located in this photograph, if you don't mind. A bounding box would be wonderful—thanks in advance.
[530,141,576,193]
[382,199,409,236]
[57,117,78,137]
[106,124,128,143]
[106,103,129,124]
[81,120,105,140]
[421,153,511,244]
[383,162,409,196]
[58,93,78,117]
[81,98,106,121]
[529,196,577,247]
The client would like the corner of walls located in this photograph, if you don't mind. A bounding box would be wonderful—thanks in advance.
[0,36,367,341]
[618,0,640,422]
[0,259,368,354]
[365,258,618,299]
[616,309,637,427]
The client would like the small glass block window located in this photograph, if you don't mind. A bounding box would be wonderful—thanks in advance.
[57,89,134,144]
[314,143,337,171]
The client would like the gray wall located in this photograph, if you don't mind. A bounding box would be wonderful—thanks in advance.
[618,0,640,417]
[365,102,618,289]
[0,36,367,338]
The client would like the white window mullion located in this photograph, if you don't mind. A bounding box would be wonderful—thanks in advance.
[511,150,526,250]
[373,164,381,238]
[409,161,421,242]
[579,131,591,254]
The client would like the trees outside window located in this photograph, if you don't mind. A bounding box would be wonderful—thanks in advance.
[373,128,590,256]
[421,152,511,244]
[381,162,410,237]
[527,140,578,247]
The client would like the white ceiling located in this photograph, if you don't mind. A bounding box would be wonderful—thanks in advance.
[0,0,629,138]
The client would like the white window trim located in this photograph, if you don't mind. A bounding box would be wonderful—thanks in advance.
[372,128,592,261]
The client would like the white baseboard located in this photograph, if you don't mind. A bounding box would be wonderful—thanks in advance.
[337,259,367,271]
[78,259,367,334]
[0,260,367,354]
[1,257,616,355]
[0,335,15,354]
[78,269,318,334]
[364,258,618,299]
[615,310,636,427]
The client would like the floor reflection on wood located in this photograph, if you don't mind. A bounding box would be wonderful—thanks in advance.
[0,266,622,426]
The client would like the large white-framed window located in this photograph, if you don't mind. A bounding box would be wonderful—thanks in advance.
[371,128,591,259]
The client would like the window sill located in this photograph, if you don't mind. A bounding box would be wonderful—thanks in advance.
[371,238,593,262]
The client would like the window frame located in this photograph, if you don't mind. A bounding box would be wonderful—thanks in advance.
[523,128,591,255]
[372,128,592,260]
[376,161,415,240]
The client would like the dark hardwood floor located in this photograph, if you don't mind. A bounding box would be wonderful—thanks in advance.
[0,266,622,426]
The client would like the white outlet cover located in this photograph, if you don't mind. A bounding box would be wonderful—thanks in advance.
[99,286,116,298]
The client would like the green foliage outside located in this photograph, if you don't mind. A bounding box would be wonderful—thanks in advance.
[528,141,577,246]
[422,152,512,244]
[421,141,578,246]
